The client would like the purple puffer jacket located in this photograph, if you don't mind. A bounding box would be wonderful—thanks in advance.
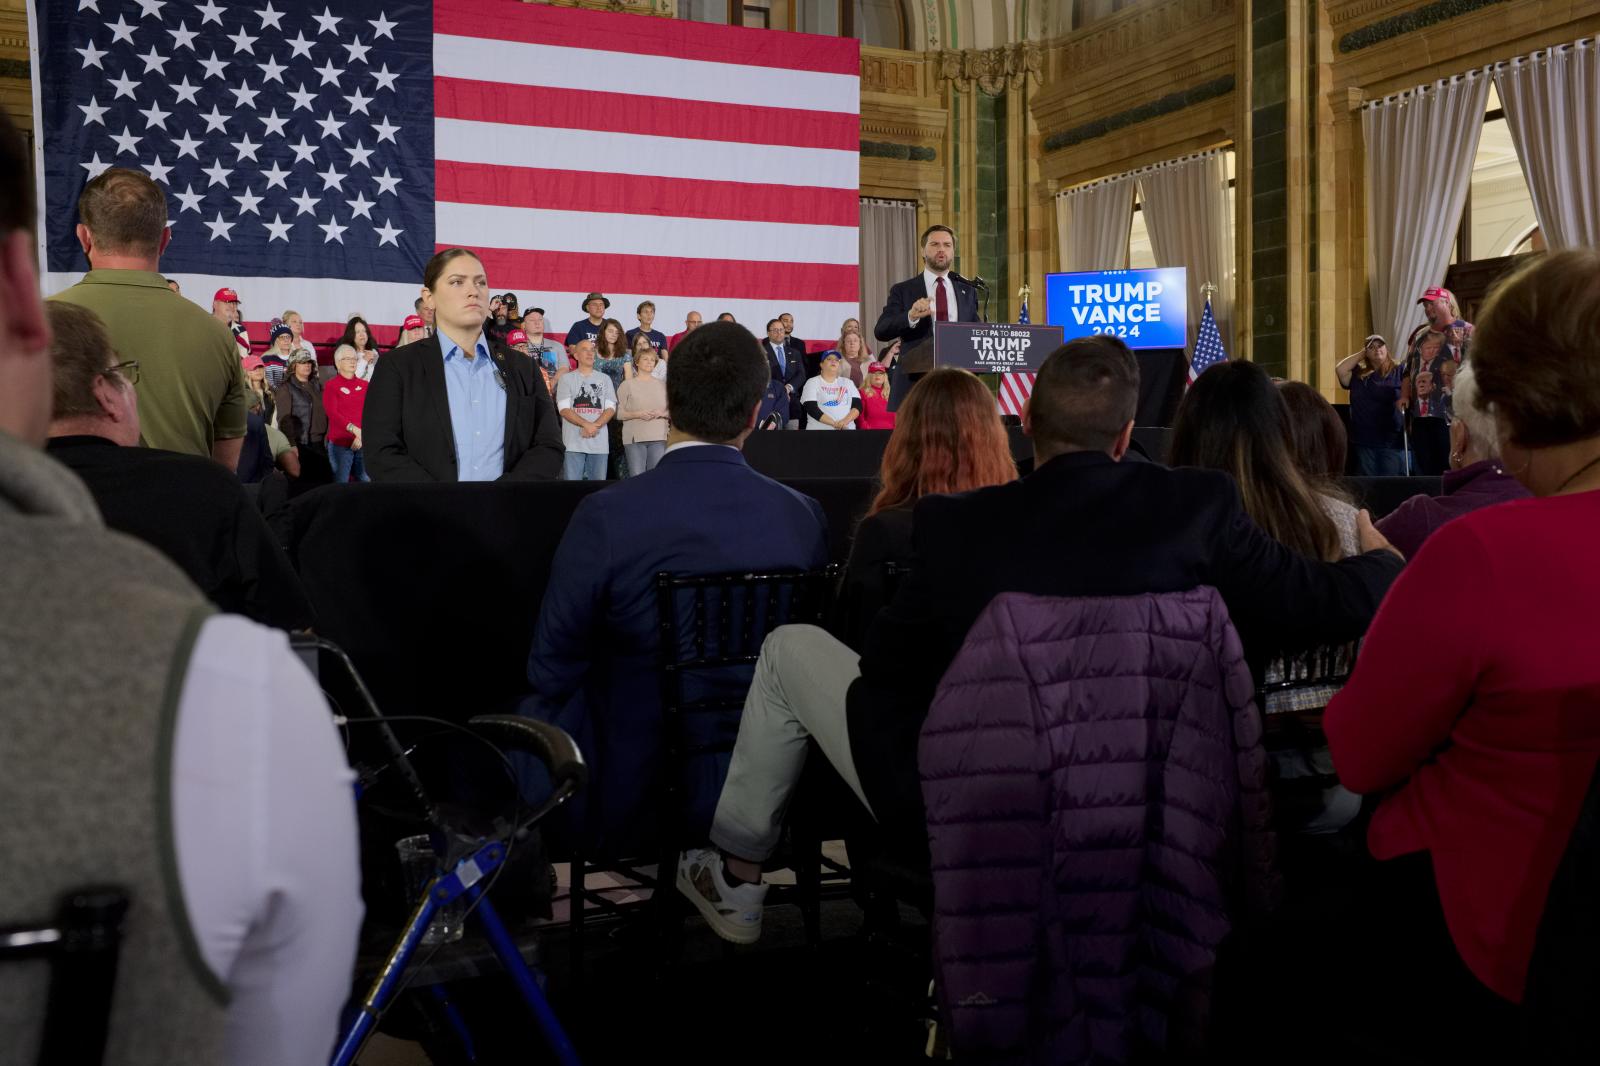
[919,587,1277,1065]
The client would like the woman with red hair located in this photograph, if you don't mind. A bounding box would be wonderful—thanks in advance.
[837,368,1018,647]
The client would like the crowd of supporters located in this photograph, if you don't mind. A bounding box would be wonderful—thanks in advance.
[188,281,902,486]
[8,144,1600,1064]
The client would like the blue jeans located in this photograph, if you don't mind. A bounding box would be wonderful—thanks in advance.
[1355,446,1407,476]
[624,441,665,476]
[563,450,608,481]
[328,442,369,483]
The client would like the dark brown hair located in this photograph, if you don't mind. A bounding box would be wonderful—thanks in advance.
[596,317,627,360]
[870,368,1016,516]
[1171,361,1343,562]
[1277,380,1349,482]
[47,302,120,418]
[666,322,769,443]
[1470,249,1600,448]
[77,168,167,256]
[338,315,374,352]
[921,224,954,247]
[1028,335,1139,453]
[422,247,483,292]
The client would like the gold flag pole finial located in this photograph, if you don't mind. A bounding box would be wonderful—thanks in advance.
[1200,280,1218,300]
[1018,282,1032,302]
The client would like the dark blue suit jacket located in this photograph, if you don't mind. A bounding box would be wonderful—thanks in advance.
[521,445,829,855]
[765,339,806,423]
[872,273,982,348]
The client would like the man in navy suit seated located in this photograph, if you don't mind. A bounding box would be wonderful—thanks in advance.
[520,321,829,857]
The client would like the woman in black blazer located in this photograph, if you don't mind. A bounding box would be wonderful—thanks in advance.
[362,248,563,483]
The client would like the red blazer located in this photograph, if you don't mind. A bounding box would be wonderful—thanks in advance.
[1326,489,1600,1002]
[322,374,368,448]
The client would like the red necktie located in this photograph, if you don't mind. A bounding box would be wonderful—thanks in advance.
[935,276,949,322]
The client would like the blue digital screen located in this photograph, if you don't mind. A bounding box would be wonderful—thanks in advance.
[1044,268,1188,350]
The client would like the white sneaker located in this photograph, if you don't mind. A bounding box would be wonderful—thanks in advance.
[675,848,768,945]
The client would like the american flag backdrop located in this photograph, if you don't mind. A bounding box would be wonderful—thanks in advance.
[28,0,861,350]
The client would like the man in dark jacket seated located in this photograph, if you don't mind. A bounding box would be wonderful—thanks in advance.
[677,335,1407,945]
[42,302,313,631]
[520,322,828,858]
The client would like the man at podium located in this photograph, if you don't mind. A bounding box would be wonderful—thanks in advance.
[873,226,983,399]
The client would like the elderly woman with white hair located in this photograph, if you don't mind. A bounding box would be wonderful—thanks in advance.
[1375,361,1531,558]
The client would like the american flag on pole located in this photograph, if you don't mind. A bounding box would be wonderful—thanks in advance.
[1187,295,1228,384]
[28,0,861,351]
[997,292,1033,417]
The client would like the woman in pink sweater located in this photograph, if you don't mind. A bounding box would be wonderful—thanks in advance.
[1216,249,1600,1062]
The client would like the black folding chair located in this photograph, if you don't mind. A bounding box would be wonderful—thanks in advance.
[1257,641,1365,883]
[566,565,847,980]
[0,886,128,1066]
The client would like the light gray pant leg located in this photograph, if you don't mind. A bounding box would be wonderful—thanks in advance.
[709,624,871,862]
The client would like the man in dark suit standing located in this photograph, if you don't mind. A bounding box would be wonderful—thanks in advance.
[873,225,982,404]
[676,335,1408,946]
[521,321,828,858]
[364,248,563,482]
[778,311,815,380]
[873,225,982,347]
[763,317,806,427]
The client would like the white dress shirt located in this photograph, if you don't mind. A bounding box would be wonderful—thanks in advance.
[911,268,959,327]
[173,614,363,1066]
[664,439,738,455]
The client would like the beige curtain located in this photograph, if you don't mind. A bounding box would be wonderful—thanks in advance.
[1139,149,1236,353]
[859,199,919,336]
[1363,74,1490,348]
[1055,177,1135,271]
[1494,37,1600,251]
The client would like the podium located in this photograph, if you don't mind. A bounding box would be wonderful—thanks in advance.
[887,321,1065,412]
[932,321,1065,373]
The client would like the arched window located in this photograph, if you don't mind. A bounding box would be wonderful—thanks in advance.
[853,0,906,48]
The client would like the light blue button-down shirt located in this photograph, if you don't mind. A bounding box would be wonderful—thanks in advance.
[441,331,507,482]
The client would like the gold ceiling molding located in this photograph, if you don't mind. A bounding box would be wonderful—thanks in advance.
[937,42,1044,94]
[1058,0,1233,72]
[860,120,944,140]
[860,51,923,96]
[1324,0,1413,27]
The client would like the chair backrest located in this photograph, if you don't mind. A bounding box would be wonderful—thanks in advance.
[655,565,841,733]
[0,887,129,1066]
[1257,641,1361,717]
[651,566,839,846]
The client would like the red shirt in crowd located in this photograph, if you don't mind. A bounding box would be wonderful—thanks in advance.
[857,389,896,430]
[1325,489,1600,1003]
[322,375,368,448]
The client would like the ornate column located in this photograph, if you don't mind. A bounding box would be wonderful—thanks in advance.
[936,42,1043,322]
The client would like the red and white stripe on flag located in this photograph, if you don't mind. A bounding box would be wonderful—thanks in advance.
[430,0,861,343]
[997,372,1036,417]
